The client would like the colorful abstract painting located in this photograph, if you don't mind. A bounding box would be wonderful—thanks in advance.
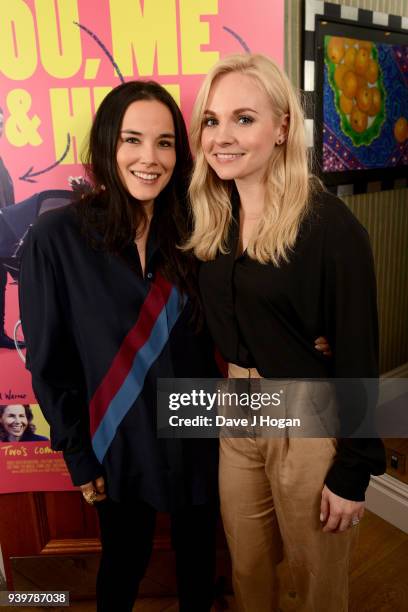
[323,36,408,173]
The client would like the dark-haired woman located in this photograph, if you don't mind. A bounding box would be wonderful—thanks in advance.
[0,404,48,442]
[18,81,219,612]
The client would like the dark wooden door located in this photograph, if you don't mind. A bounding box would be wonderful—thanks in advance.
[0,492,179,597]
[0,492,102,593]
[0,492,229,599]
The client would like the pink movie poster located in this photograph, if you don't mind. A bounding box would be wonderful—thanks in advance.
[0,0,284,493]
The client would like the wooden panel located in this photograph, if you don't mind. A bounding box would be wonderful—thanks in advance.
[1,491,229,598]
[0,492,100,586]
[38,492,99,542]
[0,494,42,561]
[9,511,230,599]
[345,191,408,373]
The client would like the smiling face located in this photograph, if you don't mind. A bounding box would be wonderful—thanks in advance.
[1,405,28,441]
[200,72,286,187]
[116,99,177,212]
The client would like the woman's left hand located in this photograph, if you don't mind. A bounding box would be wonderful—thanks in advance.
[314,336,332,357]
[320,484,365,533]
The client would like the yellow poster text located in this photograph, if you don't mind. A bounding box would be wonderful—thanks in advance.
[6,458,67,474]
[179,0,219,74]
[110,0,219,77]
[5,89,42,147]
[0,0,82,80]
[34,0,82,78]
[34,446,60,455]
[1,445,28,457]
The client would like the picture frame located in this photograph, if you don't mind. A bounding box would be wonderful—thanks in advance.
[303,1,408,194]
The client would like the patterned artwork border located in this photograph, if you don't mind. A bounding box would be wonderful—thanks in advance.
[303,0,408,195]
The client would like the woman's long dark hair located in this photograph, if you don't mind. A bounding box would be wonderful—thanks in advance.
[76,80,197,299]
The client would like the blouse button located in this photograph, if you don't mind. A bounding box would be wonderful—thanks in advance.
[146,272,153,280]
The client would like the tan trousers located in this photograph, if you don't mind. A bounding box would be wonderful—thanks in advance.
[219,363,358,612]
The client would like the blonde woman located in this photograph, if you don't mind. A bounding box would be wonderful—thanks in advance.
[186,54,385,611]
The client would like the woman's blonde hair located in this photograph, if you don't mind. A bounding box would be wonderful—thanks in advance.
[185,53,319,264]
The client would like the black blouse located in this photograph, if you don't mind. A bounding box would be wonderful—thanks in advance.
[199,189,385,501]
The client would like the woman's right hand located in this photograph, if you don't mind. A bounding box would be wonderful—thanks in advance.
[79,476,107,504]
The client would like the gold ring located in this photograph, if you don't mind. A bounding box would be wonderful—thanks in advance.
[83,490,98,505]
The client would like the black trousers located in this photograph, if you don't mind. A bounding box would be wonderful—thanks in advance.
[95,498,217,612]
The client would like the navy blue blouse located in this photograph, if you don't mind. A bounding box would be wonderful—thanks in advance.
[19,202,218,511]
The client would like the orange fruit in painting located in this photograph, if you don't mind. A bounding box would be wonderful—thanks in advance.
[334,64,348,89]
[368,88,381,116]
[356,75,368,89]
[358,40,373,51]
[356,86,373,113]
[344,47,357,67]
[355,48,370,75]
[394,117,408,143]
[340,94,353,115]
[342,71,358,98]
[366,59,379,84]
[327,37,345,63]
[350,106,368,133]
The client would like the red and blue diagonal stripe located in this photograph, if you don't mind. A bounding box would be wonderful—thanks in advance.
[90,273,184,462]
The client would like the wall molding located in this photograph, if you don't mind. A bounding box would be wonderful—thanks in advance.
[366,473,408,533]
[366,361,408,533]
[381,362,408,378]
[40,538,101,555]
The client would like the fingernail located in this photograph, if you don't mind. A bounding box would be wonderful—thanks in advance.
[320,513,325,522]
